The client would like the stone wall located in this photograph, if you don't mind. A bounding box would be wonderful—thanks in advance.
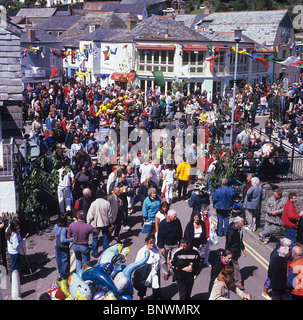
[0,6,23,140]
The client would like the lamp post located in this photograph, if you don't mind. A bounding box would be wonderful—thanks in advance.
[230,27,243,149]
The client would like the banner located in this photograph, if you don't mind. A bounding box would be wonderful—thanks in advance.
[152,70,165,87]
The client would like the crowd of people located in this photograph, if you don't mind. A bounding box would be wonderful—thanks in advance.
[5,74,303,300]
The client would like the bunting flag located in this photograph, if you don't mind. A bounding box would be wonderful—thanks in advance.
[103,46,110,60]
[231,46,250,55]
[206,54,220,62]
[290,60,303,66]
[93,51,98,59]
[276,56,301,66]
[152,70,165,87]
[50,67,61,79]
[76,71,88,79]
[266,57,286,62]
[99,73,110,80]
[124,72,136,84]
[254,56,269,68]
[110,48,117,55]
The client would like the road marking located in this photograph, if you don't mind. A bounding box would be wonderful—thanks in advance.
[244,242,269,270]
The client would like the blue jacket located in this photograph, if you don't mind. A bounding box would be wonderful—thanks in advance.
[142,195,161,223]
[212,186,235,210]
[243,185,262,210]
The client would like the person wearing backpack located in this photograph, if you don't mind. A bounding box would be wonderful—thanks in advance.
[54,214,73,280]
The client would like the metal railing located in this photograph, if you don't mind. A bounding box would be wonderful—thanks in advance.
[0,138,19,181]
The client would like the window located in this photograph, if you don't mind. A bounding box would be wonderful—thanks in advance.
[230,51,249,74]
[137,49,175,74]
[182,51,205,75]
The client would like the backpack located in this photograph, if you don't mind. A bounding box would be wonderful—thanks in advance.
[72,197,81,218]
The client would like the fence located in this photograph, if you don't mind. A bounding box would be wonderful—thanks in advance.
[0,138,16,181]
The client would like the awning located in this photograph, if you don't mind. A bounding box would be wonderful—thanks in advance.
[111,72,127,82]
[136,44,175,50]
[183,45,208,51]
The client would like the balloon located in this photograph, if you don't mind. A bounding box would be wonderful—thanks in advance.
[81,264,118,295]
[68,273,92,300]
[113,272,128,292]
[59,279,69,298]
[104,291,117,300]
[47,287,65,300]
[97,243,124,265]
[93,291,107,300]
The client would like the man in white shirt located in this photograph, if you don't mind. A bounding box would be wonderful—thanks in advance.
[57,160,75,214]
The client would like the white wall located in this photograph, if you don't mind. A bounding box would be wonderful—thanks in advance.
[0,180,16,213]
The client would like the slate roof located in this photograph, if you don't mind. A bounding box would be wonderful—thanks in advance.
[195,10,289,47]
[84,28,125,41]
[21,28,62,44]
[33,15,83,32]
[16,8,57,18]
[58,12,128,47]
[198,30,255,44]
[120,0,165,4]
[174,14,209,30]
[100,3,146,14]
[107,15,209,42]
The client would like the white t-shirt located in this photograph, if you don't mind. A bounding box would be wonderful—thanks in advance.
[58,168,74,187]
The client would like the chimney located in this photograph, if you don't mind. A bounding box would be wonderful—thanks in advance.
[126,15,137,30]
[27,29,35,41]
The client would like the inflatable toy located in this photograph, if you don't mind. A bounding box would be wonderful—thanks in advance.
[46,245,149,300]
[68,273,92,300]
[47,287,65,300]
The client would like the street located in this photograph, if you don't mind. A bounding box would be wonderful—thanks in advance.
[6,114,275,301]
[17,194,272,301]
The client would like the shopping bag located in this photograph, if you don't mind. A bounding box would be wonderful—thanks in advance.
[209,230,218,246]
[141,221,153,234]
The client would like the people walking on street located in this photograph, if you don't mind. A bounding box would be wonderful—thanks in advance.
[171,237,200,300]
[225,216,246,289]
[133,234,162,300]
[107,186,125,242]
[142,188,162,234]
[57,159,75,215]
[86,188,112,257]
[267,245,290,300]
[176,158,191,200]
[54,214,73,280]
[157,209,182,281]
[209,264,252,300]
[243,177,263,232]
[67,210,99,273]
[209,249,233,294]
[212,178,235,236]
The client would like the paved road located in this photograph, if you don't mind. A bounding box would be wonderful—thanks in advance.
[15,195,273,301]
[8,113,276,300]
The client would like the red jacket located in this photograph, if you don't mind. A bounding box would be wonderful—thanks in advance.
[282,200,299,229]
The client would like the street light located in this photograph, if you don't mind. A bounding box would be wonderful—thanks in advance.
[230,27,243,149]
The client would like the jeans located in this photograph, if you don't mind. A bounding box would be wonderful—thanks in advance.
[73,244,90,273]
[216,209,230,236]
[285,227,296,248]
[92,226,110,255]
[9,253,21,276]
[55,246,70,279]
[259,104,266,116]
[167,107,174,119]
